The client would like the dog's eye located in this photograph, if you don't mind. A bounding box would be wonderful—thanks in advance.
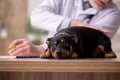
[66,43,69,46]
[52,45,56,48]
[64,43,69,47]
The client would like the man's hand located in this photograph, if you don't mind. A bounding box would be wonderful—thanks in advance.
[8,39,45,56]
[69,19,108,35]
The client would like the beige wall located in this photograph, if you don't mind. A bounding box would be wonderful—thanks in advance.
[0,0,27,55]
[112,0,120,54]
[28,0,43,16]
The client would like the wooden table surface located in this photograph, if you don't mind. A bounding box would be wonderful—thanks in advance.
[0,56,120,72]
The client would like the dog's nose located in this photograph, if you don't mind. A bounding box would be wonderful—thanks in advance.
[56,48,61,54]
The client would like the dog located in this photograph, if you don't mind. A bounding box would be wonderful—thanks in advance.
[40,26,117,59]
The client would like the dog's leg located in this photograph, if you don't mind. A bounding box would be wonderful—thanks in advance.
[93,45,104,58]
[104,51,116,58]
[94,44,117,58]
[72,52,78,59]
[102,41,117,58]
[69,45,78,59]
[40,49,51,58]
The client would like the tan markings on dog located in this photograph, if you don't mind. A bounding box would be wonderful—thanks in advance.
[50,49,60,58]
[40,49,51,58]
[52,52,57,58]
[46,39,50,45]
[97,45,116,58]
[69,45,73,56]
[93,45,105,57]
[61,48,70,56]
[54,41,57,45]
[51,48,69,59]
[72,52,78,59]
[98,45,105,52]
[55,32,70,37]
[93,45,117,58]
[72,35,78,43]
[105,51,117,58]
[51,45,76,59]
[61,39,65,43]
[69,45,78,59]
[50,48,57,58]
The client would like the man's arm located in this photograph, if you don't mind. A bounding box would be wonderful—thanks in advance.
[91,8,120,38]
[69,19,108,35]
[30,0,71,32]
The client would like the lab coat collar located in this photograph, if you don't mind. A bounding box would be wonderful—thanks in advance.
[81,0,99,15]
[84,0,88,2]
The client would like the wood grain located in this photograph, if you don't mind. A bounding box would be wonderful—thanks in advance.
[0,72,120,80]
[0,56,120,80]
[0,57,120,72]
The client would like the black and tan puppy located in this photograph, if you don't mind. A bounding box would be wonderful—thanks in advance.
[40,26,117,59]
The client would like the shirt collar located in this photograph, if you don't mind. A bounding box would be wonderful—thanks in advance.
[80,7,99,15]
[82,0,98,15]
[83,0,88,2]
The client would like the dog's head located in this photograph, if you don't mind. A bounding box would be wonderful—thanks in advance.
[46,33,78,59]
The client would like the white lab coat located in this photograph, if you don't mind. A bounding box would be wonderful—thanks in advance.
[30,0,120,49]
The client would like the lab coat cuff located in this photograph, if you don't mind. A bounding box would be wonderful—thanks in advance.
[41,44,48,50]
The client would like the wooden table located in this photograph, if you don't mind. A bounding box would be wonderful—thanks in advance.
[0,56,120,80]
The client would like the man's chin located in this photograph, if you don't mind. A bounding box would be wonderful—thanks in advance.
[89,1,106,10]
[93,5,104,10]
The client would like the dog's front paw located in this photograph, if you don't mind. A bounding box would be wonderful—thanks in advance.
[72,52,78,59]
[40,49,51,59]
[40,54,48,59]
[105,51,117,58]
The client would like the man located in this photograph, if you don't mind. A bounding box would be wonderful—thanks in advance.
[8,0,120,56]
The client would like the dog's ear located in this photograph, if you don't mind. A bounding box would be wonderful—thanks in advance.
[46,38,52,45]
[71,35,78,43]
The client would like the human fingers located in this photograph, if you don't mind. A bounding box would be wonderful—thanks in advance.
[86,24,108,34]
[8,43,25,54]
[9,46,29,56]
[8,39,28,54]
[9,39,26,49]
[90,25,108,34]
[10,44,39,56]
[15,52,26,56]
[8,39,32,55]
[98,28,108,34]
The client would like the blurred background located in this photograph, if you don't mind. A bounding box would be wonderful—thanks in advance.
[0,0,120,56]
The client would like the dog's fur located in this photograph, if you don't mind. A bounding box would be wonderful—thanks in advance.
[40,26,117,59]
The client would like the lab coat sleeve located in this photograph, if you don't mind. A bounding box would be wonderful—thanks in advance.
[92,10,120,38]
[30,0,71,33]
